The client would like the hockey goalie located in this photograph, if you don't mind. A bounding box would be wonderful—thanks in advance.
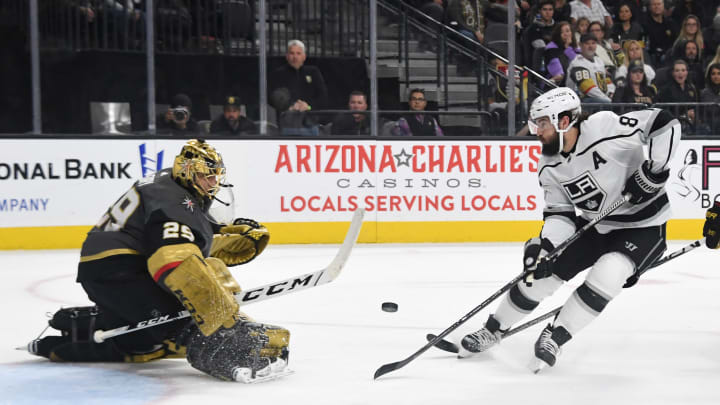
[26,139,290,383]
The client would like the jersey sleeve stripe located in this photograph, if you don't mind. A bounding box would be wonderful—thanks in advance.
[79,248,141,263]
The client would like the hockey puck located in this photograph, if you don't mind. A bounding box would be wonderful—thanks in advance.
[381,302,398,312]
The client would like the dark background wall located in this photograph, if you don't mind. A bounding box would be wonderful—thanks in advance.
[0,39,399,133]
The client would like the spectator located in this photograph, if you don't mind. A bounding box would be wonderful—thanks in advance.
[705,46,720,76]
[268,40,329,114]
[329,91,376,136]
[702,12,720,64]
[701,63,720,102]
[588,21,622,76]
[672,14,704,56]
[270,87,320,136]
[446,0,488,75]
[446,0,488,43]
[210,95,257,135]
[657,59,699,126]
[157,93,199,135]
[573,16,591,44]
[612,59,657,103]
[523,0,556,71]
[700,63,720,132]
[566,33,615,102]
[544,21,579,84]
[642,0,678,67]
[569,0,613,29]
[392,89,444,136]
[672,39,704,90]
[553,0,573,23]
[610,2,645,44]
[615,39,656,87]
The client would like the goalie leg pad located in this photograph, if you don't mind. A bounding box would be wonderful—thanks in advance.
[48,306,101,342]
[206,257,242,294]
[163,254,240,336]
[185,321,289,381]
[259,325,290,358]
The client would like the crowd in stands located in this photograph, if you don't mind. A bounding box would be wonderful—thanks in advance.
[408,0,720,134]
[27,0,720,136]
[158,39,450,137]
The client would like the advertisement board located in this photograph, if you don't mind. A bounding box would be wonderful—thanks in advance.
[1,138,717,248]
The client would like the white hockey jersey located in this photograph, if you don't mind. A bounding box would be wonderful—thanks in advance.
[565,54,615,101]
[538,109,680,244]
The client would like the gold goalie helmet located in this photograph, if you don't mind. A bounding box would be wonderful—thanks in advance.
[172,139,226,199]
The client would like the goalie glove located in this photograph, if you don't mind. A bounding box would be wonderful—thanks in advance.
[210,218,270,267]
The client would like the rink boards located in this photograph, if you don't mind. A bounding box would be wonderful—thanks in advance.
[0,138,718,249]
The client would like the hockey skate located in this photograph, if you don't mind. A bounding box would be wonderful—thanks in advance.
[232,358,294,384]
[459,315,503,357]
[531,324,571,374]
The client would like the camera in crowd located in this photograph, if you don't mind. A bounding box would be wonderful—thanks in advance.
[171,107,190,122]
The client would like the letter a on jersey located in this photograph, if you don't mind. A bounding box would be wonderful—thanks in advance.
[592,151,607,170]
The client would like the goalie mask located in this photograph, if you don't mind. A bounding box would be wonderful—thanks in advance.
[528,87,581,154]
[172,139,226,199]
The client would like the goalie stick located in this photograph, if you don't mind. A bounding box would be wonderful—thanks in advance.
[373,195,630,380]
[425,238,705,354]
[89,208,365,343]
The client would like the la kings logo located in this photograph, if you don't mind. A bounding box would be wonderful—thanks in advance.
[561,172,607,213]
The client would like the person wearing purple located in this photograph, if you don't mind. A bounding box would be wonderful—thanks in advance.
[544,21,579,84]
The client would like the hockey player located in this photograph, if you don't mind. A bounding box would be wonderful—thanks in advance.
[565,33,615,103]
[461,87,680,371]
[28,139,290,383]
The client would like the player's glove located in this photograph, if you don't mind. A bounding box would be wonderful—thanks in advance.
[703,201,720,249]
[622,160,669,205]
[210,218,270,267]
[522,237,555,286]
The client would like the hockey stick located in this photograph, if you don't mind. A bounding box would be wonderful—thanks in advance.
[91,208,365,343]
[426,238,705,354]
[373,195,630,379]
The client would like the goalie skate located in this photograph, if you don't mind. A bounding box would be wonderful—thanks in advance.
[232,358,294,384]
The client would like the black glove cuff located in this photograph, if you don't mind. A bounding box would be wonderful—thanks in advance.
[641,161,669,186]
[233,218,262,228]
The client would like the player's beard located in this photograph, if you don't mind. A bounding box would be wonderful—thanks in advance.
[541,133,561,156]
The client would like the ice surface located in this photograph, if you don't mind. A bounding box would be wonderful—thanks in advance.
[1,242,719,405]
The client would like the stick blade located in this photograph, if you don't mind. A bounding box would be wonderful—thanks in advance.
[374,360,404,380]
[425,334,460,354]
